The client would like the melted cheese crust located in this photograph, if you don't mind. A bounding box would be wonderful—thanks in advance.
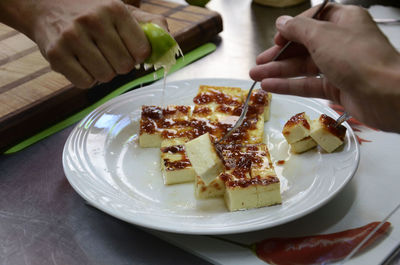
[139,85,279,211]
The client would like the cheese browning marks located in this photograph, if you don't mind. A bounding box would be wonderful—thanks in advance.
[139,85,279,211]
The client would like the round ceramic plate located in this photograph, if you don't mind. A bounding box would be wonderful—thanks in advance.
[63,78,359,235]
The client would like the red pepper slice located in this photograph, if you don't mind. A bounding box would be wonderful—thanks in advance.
[255,222,390,265]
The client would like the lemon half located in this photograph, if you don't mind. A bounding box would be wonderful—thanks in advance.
[140,23,181,73]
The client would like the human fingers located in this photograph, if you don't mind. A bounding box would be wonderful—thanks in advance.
[274,31,287,46]
[250,56,319,81]
[317,3,371,25]
[275,15,341,56]
[110,2,151,64]
[63,24,117,83]
[255,46,281,65]
[260,77,340,103]
[47,46,95,88]
[274,4,371,46]
[290,2,339,21]
[256,43,309,65]
[272,3,333,47]
[272,3,342,48]
[77,7,136,75]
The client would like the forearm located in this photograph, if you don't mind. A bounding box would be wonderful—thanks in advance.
[0,0,142,38]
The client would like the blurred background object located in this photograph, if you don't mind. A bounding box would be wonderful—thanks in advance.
[253,0,400,8]
[185,0,210,7]
[122,0,141,7]
[311,0,400,7]
[253,0,307,7]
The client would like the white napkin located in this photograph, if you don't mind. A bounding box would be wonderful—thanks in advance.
[368,5,400,50]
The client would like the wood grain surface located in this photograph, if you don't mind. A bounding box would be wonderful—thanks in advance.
[0,0,222,152]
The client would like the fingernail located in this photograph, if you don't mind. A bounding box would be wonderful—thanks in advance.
[276,16,293,28]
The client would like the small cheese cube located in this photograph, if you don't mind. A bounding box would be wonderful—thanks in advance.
[290,136,317,153]
[224,172,281,211]
[249,146,281,208]
[242,89,272,121]
[139,133,162,148]
[218,114,265,145]
[310,114,347,153]
[195,175,225,199]
[224,173,259,211]
[282,112,313,144]
[219,144,281,211]
[254,174,282,208]
[139,106,163,147]
[139,105,191,148]
[246,115,265,144]
[193,85,243,112]
[263,92,272,121]
[185,133,224,185]
[160,143,196,185]
[191,86,266,145]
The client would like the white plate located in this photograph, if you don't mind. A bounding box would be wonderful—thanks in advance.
[63,78,359,235]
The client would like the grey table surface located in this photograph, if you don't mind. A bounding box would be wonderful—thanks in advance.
[1,0,399,265]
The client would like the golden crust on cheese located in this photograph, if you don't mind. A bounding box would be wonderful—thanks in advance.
[160,143,196,185]
[242,89,272,121]
[310,114,347,153]
[217,144,281,211]
[139,85,280,212]
[139,105,192,147]
[193,85,243,107]
[282,112,312,144]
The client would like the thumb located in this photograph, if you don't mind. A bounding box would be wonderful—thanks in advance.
[127,6,169,32]
[276,15,321,49]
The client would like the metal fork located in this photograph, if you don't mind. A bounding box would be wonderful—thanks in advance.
[335,111,351,126]
[216,0,329,144]
[374,18,400,25]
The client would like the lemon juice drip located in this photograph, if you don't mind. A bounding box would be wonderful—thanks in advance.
[157,45,183,106]
[162,69,167,105]
[177,46,184,60]
[140,22,182,105]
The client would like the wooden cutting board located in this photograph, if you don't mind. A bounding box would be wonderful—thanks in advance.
[0,0,222,152]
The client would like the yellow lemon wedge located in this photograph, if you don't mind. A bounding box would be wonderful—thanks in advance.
[140,23,181,73]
